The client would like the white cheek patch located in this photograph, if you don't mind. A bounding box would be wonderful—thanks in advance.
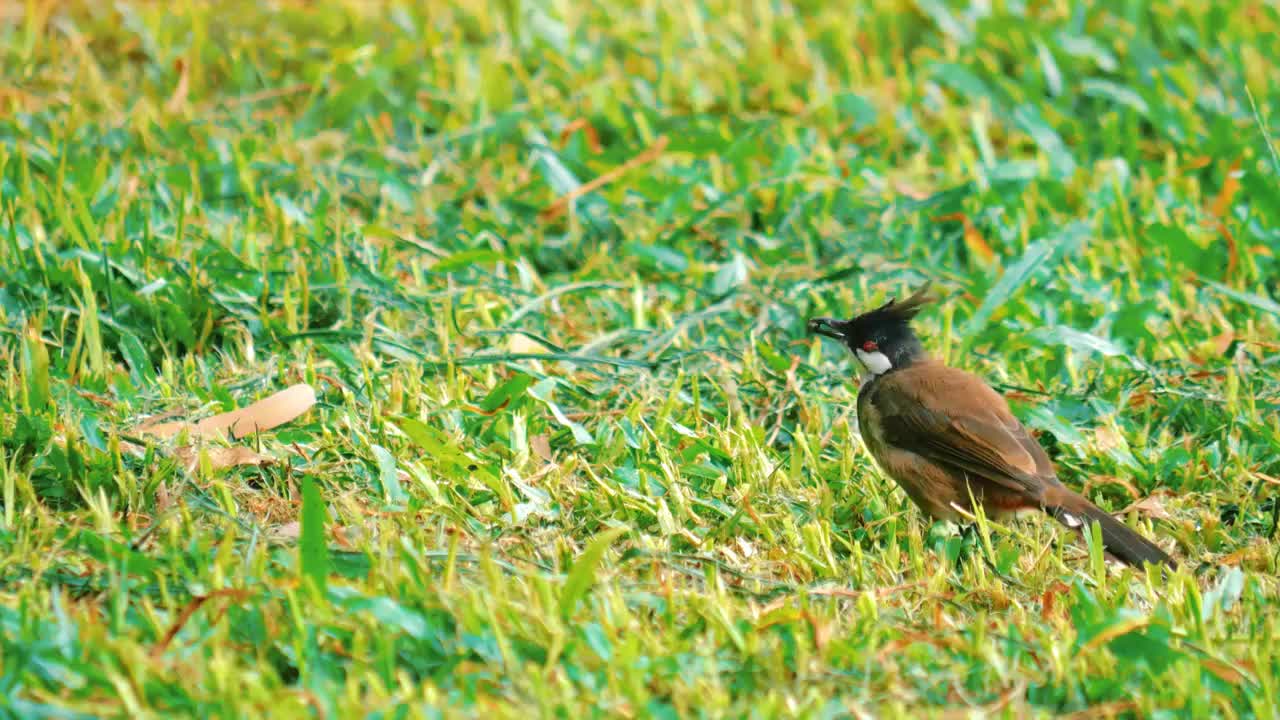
[855,348,893,375]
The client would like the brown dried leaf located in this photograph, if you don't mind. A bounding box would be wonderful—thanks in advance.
[138,384,317,440]
[933,212,995,265]
[165,58,189,113]
[151,588,251,659]
[1192,329,1236,365]
[1254,472,1280,487]
[271,519,365,548]
[1120,494,1171,520]
[1210,159,1242,281]
[1092,425,1126,453]
[270,521,301,541]
[558,118,604,153]
[155,482,176,514]
[802,610,832,652]
[1082,475,1140,500]
[508,333,543,355]
[892,178,931,200]
[1200,656,1250,686]
[1216,548,1248,567]
[1210,158,1242,218]
[530,434,553,463]
[1127,391,1155,409]
[225,384,317,439]
[138,420,204,439]
[173,445,272,472]
[332,524,359,549]
[460,398,510,416]
[1210,329,1235,356]
[1039,581,1071,621]
[133,408,187,434]
[1082,615,1151,651]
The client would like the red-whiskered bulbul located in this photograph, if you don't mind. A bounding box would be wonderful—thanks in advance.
[808,283,1174,568]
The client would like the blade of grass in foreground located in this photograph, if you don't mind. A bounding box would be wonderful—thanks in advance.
[559,526,629,619]
[301,475,330,591]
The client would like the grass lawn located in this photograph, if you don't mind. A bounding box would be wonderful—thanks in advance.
[3,0,1280,717]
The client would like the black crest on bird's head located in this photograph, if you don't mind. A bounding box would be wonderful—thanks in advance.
[807,282,936,371]
[851,282,935,329]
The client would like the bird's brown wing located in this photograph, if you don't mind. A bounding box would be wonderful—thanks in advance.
[867,364,1173,567]
[874,365,1058,497]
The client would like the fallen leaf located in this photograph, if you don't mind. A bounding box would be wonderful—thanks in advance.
[558,118,603,153]
[1127,391,1155,409]
[270,521,301,541]
[331,520,376,549]
[1039,581,1071,621]
[1209,158,1242,281]
[508,333,544,355]
[1004,389,1046,403]
[802,610,832,652]
[933,212,996,265]
[1210,159,1241,218]
[1093,425,1126,453]
[173,445,272,472]
[138,384,317,440]
[332,524,360,549]
[1215,548,1248,567]
[1082,615,1150,651]
[1199,656,1250,686]
[75,389,116,408]
[151,588,251,659]
[133,408,187,434]
[165,58,189,113]
[1191,328,1237,365]
[1253,472,1280,487]
[1210,329,1234,356]
[226,384,317,439]
[892,178,931,200]
[1083,475,1140,500]
[530,434,553,463]
[1120,494,1171,520]
[155,482,175,514]
[460,398,511,416]
[1062,701,1139,720]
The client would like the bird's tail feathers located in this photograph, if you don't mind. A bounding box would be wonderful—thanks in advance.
[1041,487,1174,568]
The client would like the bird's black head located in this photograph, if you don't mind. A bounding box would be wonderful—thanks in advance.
[807,282,935,375]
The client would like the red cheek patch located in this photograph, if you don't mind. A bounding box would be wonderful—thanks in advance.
[862,341,878,352]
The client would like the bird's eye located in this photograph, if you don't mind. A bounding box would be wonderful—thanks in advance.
[862,340,878,352]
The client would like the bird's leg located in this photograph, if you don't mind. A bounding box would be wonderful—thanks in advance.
[964,523,1029,590]
[938,515,1028,588]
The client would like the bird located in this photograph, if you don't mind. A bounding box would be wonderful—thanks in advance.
[807,282,1174,569]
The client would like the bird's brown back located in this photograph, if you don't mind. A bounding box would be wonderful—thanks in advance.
[859,359,1060,500]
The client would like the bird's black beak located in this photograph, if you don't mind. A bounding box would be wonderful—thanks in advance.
[807,317,848,341]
